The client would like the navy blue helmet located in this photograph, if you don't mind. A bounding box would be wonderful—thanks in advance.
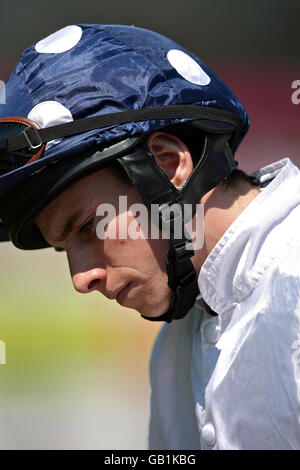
[0,24,250,322]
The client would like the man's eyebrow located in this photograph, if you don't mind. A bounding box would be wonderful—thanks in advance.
[52,209,84,243]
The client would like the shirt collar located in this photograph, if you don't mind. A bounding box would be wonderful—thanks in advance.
[198,158,300,319]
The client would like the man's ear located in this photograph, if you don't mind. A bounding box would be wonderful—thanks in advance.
[145,131,194,188]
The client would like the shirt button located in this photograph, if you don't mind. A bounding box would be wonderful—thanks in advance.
[201,423,216,446]
[203,321,220,343]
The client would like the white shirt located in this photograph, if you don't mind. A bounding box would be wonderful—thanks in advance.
[148,158,300,450]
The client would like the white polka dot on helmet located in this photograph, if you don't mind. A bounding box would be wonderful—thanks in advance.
[35,25,82,54]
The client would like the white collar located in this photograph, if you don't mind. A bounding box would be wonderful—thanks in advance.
[198,158,300,320]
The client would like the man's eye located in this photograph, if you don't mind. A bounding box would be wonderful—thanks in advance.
[79,217,95,234]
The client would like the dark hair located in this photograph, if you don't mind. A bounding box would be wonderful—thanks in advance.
[221,168,259,191]
[99,159,132,186]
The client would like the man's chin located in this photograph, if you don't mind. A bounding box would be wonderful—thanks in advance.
[116,287,172,318]
[137,298,172,319]
[139,312,166,321]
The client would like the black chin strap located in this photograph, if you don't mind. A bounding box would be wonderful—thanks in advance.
[117,128,237,323]
[142,232,199,323]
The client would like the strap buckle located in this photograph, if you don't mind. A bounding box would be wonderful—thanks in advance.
[21,127,43,151]
[158,202,182,224]
[169,239,194,262]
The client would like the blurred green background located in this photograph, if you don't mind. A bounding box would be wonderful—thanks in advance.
[0,244,161,449]
[0,0,299,449]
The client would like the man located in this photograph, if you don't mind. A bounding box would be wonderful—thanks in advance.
[1,24,300,450]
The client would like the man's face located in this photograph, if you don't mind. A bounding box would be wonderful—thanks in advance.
[35,167,172,319]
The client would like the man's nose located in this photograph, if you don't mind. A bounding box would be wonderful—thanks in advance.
[72,267,107,294]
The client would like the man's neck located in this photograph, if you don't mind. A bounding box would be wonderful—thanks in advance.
[192,182,260,277]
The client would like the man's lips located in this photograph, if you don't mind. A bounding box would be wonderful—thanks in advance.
[107,283,128,300]
[115,282,132,304]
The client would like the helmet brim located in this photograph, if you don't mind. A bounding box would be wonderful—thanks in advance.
[0,136,143,250]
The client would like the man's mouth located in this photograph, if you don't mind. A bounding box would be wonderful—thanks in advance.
[116,282,132,305]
